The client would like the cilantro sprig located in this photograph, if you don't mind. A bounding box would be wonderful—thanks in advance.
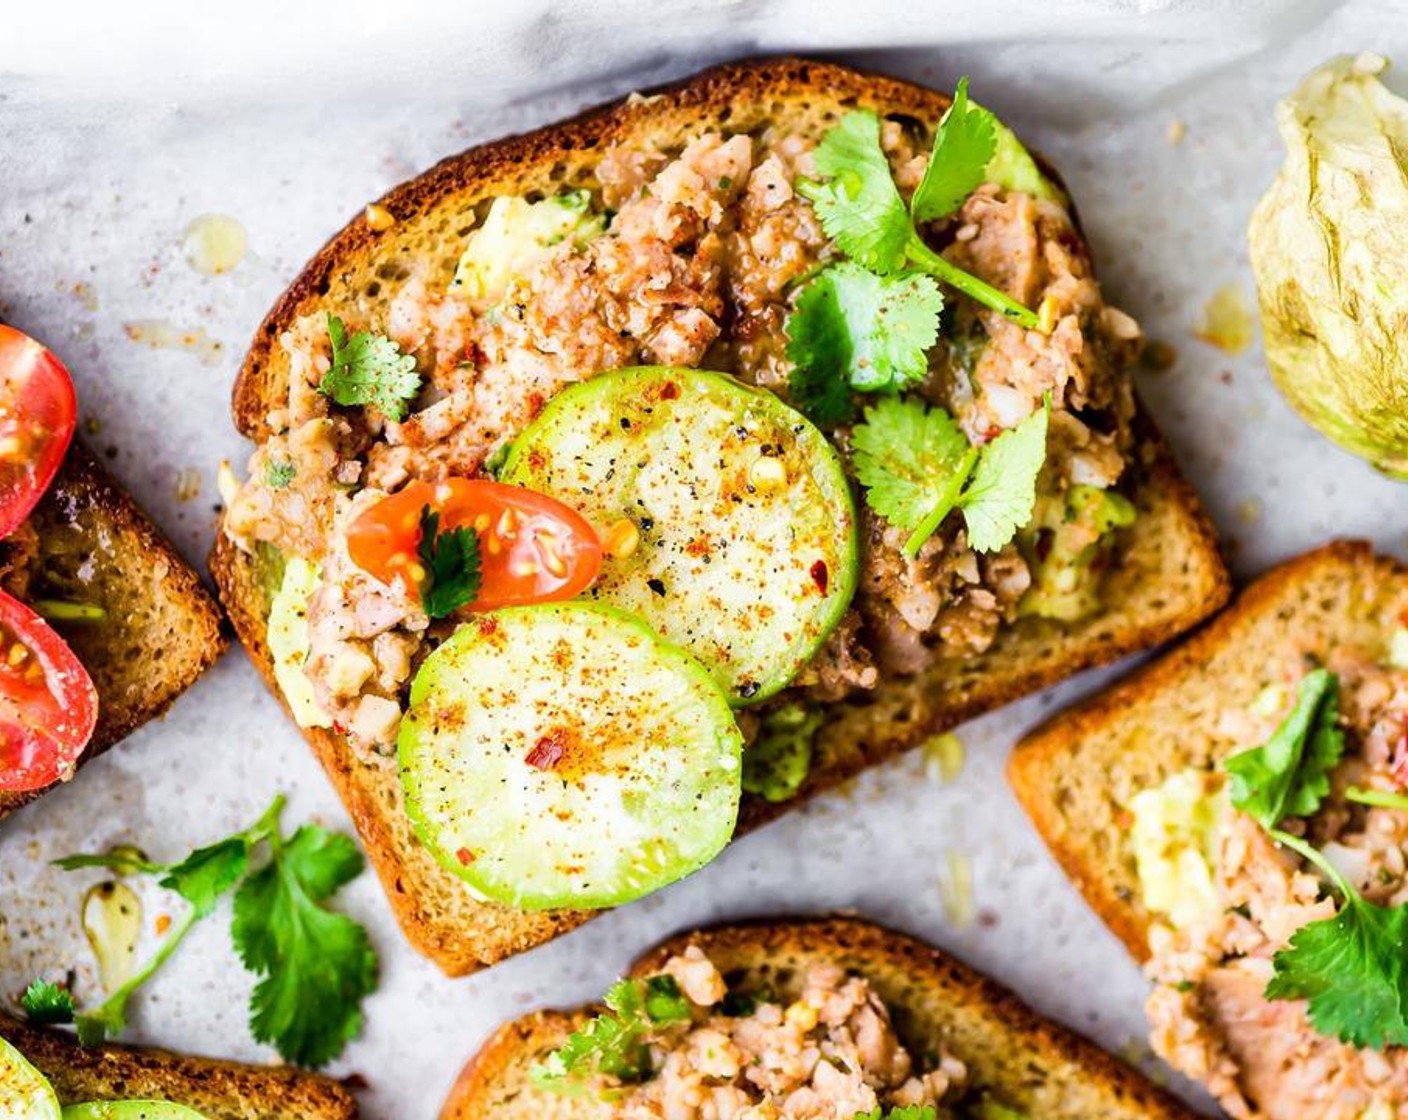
[1220,668,1408,1049]
[417,506,482,618]
[319,313,421,420]
[531,974,692,1095]
[33,796,377,1068]
[851,395,1049,556]
[787,80,1039,427]
[1224,668,1344,829]
[21,979,76,1026]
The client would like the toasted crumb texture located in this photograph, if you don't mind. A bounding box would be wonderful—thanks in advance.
[1,443,226,821]
[0,1014,358,1120]
[213,56,1230,974]
[1008,539,1408,961]
[439,917,1198,1120]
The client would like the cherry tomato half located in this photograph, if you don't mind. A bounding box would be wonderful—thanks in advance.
[0,324,79,541]
[346,478,603,612]
[0,589,98,792]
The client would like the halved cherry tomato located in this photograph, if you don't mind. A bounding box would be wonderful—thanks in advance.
[346,478,603,612]
[0,324,78,540]
[0,589,98,792]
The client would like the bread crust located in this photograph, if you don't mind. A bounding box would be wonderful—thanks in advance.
[1,442,227,821]
[0,1013,357,1120]
[1008,539,1407,961]
[213,55,1231,973]
[439,916,1199,1120]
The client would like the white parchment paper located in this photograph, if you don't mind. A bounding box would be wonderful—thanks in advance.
[3,2,1408,1116]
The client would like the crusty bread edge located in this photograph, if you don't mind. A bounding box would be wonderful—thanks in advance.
[1006,538,1401,962]
[439,916,1198,1120]
[0,1013,358,1120]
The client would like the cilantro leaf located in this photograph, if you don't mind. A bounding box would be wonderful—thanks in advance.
[232,827,375,1065]
[800,111,911,273]
[21,979,76,1025]
[159,838,252,918]
[1225,669,1344,831]
[795,84,1041,330]
[786,263,943,412]
[1267,889,1408,1049]
[417,507,483,618]
[232,825,377,1069]
[264,459,296,489]
[319,314,421,421]
[911,77,998,222]
[956,397,1049,554]
[851,396,977,557]
[531,974,694,1094]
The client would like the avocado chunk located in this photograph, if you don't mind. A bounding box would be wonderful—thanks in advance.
[452,191,604,302]
[62,1104,210,1119]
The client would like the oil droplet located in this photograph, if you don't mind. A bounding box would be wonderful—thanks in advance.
[937,848,974,928]
[921,732,965,784]
[123,319,224,366]
[1194,284,1255,354]
[81,881,142,993]
[182,213,247,275]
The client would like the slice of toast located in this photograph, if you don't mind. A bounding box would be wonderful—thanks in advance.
[439,916,1198,1119]
[0,1013,358,1120]
[211,56,1230,974]
[1007,539,1408,962]
[1,442,226,821]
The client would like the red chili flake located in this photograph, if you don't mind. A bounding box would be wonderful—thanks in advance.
[526,728,568,771]
[476,616,500,638]
[810,560,829,594]
[455,848,475,865]
[660,381,680,400]
[1114,809,1135,831]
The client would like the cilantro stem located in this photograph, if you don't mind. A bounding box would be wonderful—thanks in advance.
[77,908,200,1043]
[905,233,1040,330]
[1345,787,1408,813]
[903,446,979,557]
[1271,827,1357,901]
[33,599,107,623]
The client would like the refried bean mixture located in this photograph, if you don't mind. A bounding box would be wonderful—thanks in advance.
[588,947,976,1119]
[223,120,1141,753]
[1139,643,1408,1119]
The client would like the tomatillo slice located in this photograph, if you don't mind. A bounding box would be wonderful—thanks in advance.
[501,366,859,706]
[0,1035,61,1120]
[61,1105,209,1119]
[398,602,742,910]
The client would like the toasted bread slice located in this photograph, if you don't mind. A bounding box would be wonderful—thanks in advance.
[439,916,1198,1119]
[1007,539,1408,961]
[0,1013,357,1120]
[1,442,226,821]
[212,56,1230,974]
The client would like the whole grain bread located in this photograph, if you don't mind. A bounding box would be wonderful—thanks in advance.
[0,1013,357,1120]
[439,916,1198,1119]
[1007,539,1408,961]
[1,442,226,821]
[211,56,1230,974]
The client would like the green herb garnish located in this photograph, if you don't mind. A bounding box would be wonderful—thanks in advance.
[851,395,1048,556]
[417,506,482,619]
[319,313,421,420]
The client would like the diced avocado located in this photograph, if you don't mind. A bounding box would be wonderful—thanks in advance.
[452,191,604,302]
[1390,626,1408,670]
[61,1104,210,1119]
[743,702,824,803]
[1019,484,1136,622]
[398,603,742,910]
[252,540,287,602]
[0,1035,62,1120]
[502,367,859,706]
[975,103,1065,203]
[1128,768,1224,930]
[266,557,332,730]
